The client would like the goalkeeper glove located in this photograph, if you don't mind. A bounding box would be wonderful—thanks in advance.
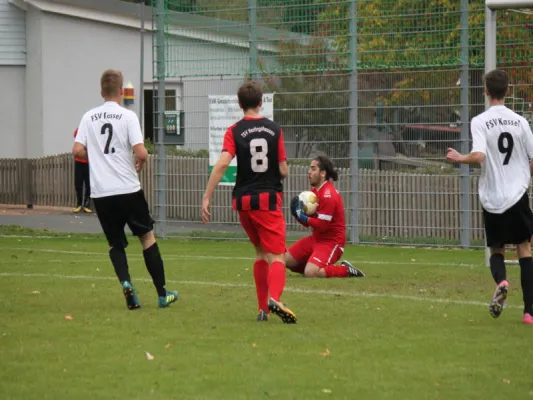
[290,196,309,224]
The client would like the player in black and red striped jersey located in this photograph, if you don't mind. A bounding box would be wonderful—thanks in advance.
[287,155,365,278]
[202,81,296,323]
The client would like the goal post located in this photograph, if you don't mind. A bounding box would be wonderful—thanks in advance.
[484,0,533,266]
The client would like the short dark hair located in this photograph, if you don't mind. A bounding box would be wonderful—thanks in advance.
[238,81,263,111]
[314,154,338,181]
[485,69,508,100]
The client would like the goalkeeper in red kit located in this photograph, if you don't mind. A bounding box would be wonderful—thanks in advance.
[287,155,365,278]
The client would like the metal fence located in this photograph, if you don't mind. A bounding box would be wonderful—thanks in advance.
[146,0,533,246]
[0,153,495,246]
[2,1,533,247]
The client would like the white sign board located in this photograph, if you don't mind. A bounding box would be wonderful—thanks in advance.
[208,94,274,185]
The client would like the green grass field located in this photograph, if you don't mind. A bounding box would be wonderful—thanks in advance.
[0,227,532,400]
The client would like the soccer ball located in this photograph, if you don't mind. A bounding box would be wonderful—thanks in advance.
[298,190,318,216]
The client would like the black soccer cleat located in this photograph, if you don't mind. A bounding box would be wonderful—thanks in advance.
[268,298,297,324]
[489,280,508,318]
[257,310,269,321]
[341,260,365,278]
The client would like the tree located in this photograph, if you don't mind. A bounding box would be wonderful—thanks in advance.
[260,0,533,165]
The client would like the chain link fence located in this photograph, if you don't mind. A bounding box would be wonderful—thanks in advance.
[150,0,533,247]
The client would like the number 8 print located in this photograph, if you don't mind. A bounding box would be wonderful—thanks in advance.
[250,138,268,172]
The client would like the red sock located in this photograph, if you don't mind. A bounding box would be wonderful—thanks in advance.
[254,260,269,311]
[323,265,349,278]
[268,261,286,301]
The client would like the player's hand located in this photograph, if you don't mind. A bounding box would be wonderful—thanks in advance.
[446,148,463,163]
[290,196,300,219]
[135,157,145,173]
[290,196,309,224]
[202,196,211,224]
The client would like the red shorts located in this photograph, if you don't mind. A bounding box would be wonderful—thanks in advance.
[238,209,286,254]
[288,236,344,268]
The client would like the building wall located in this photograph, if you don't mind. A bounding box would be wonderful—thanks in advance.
[0,0,26,65]
[0,0,26,158]
[39,12,153,156]
[4,3,277,157]
[0,66,25,158]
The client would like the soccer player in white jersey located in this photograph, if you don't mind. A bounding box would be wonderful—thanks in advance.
[447,69,533,325]
[72,69,178,310]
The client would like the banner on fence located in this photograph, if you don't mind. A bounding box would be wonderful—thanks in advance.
[208,94,274,186]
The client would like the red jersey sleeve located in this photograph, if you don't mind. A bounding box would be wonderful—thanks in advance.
[307,188,336,232]
[222,127,236,157]
[73,128,78,138]
[278,129,287,162]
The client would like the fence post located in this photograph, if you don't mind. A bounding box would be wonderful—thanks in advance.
[248,0,258,81]
[460,0,470,247]
[348,0,359,243]
[24,158,33,208]
[154,0,167,238]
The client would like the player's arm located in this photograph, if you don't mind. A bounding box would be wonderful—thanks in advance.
[72,119,88,160]
[128,112,148,172]
[278,129,288,179]
[446,118,485,165]
[306,196,335,232]
[204,152,233,199]
[519,120,533,174]
[202,129,235,223]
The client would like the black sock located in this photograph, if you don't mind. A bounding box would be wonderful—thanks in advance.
[143,243,166,297]
[109,247,131,283]
[519,257,533,315]
[489,253,506,284]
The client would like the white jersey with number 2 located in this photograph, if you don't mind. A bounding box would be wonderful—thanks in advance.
[471,105,533,214]
[75,101,144,198]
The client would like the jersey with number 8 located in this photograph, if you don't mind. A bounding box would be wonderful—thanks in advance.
[222,116,286,210]
[75,101,144,198]
[471,105,533,214]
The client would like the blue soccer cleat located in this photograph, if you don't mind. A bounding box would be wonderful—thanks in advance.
[122,281,141,310]
[158,290,179,308]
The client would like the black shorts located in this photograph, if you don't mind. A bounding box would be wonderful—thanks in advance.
[93,190,154,248]
[483,192,533,248]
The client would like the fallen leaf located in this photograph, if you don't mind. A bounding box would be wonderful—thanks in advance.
[64,315,73,320]
[91,284,95,288]
[443,314,448,318]
[31,291,40,294]
[96,268,100,272]
[252,343,257,348]
[165,344,172,349]
[411,258,416,262]
[146,352,155,361]
[319,349,331,357]
[63,368,67,373]
[322,389,332,394]
[503,379,510,384]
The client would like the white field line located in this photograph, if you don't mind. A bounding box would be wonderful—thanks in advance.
[0,271,521,310]
[3,247,484,268]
